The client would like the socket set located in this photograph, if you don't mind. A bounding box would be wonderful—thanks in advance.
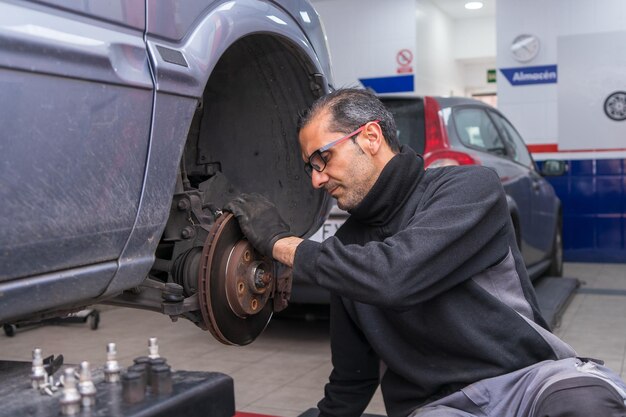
[0,338,235,417]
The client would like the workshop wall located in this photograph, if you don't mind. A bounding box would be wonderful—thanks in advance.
[454,16,496,97]
[497,0,626,262]
[310,0,493,97]
[413,0,463,96]
[311,0,417,92]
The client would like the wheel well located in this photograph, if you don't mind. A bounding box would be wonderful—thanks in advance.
[181,34,327,237]
[141,35,330,327]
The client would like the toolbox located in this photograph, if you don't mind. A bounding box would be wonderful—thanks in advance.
[0,359,235,417]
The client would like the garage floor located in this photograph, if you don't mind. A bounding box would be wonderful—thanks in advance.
[1,262,625,417]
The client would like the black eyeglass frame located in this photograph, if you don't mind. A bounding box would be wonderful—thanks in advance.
[303,120,380,177]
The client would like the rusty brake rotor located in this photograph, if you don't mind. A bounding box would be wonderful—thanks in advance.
[198,213,274,346]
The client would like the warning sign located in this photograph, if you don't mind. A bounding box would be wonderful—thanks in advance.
[396,49,413,74]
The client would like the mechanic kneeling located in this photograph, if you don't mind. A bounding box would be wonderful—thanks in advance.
[226,88,626,417]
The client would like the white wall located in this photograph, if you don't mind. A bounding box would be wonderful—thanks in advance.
[454,16,495,60]
[311,0,416,89]
[310,0,496,97]
[496,0,626,153]
[558,31,626,151]
[414,0,464,96]
[462,59,497,97]
[454,16,496,97]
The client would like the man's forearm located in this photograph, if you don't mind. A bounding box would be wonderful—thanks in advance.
[272,236,303,267]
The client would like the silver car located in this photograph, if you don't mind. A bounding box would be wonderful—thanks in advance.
[0,0,332,345]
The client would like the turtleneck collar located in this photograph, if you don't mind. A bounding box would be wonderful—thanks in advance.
[348,145,424,226]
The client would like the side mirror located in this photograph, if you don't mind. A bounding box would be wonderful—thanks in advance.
[541,160,567,176]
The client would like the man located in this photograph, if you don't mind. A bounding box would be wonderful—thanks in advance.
[225,89,626,417]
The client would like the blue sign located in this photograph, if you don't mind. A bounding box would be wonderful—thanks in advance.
[359,75,414,93]
[500,65,558,86]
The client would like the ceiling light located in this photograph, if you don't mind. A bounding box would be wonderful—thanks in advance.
[465,1,484,10]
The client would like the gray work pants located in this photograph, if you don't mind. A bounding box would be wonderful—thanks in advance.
[410,358,626,417]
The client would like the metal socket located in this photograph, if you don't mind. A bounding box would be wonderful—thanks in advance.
[150,364,172,396]
[122,371,145,404]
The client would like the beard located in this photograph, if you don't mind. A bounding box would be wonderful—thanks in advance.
[331,154,376,211]
[336,182,371,211]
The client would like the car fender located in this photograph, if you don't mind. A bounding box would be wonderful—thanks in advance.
[146,0,332,98]
[103,0,333,297]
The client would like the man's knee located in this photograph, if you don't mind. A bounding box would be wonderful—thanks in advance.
[533,376,626,417]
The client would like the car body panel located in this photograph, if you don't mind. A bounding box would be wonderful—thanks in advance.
[146,0,218,41]
[0,263,116,323]
[0,0,333,324]
[0,1,153,283]
[1,1,151,87]
[146,0,331,99]
[103,94,199,298]
[29,0,145,30]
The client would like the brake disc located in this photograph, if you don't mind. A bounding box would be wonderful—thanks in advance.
[197,213,274,345]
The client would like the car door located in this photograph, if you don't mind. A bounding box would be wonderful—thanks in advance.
[0,0,153,281]
[450,106,535,264]
[490,110,557,262]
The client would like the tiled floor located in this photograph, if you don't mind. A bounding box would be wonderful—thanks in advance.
[1,262,625,416]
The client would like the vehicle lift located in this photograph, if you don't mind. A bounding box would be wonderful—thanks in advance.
[3,309,100,337]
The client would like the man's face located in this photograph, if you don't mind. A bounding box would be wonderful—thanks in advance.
[299,111,378,211]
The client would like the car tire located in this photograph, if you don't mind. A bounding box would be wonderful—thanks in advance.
[3,324,16,337]
[547,220,563,277]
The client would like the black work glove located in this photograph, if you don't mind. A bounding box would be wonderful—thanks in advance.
[224,193,293,258]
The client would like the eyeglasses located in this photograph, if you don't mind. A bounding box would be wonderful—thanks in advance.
[304,120,379,177]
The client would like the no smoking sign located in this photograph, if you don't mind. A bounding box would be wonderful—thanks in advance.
[396,49,413,74]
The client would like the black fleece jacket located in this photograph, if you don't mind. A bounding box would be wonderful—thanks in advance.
[293,146,574,417]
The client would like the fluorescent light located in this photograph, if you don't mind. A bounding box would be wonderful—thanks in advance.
[300,11,311,23]
[465,2,483,10]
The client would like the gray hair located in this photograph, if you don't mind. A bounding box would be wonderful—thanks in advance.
[298,88,400,152]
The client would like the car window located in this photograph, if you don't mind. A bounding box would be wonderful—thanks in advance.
[453,108,506,156]
[380,98,426,154]
[490,111,534,168]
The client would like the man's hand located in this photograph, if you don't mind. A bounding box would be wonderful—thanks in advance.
[272,236,303,268]
[224,193,293,258]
